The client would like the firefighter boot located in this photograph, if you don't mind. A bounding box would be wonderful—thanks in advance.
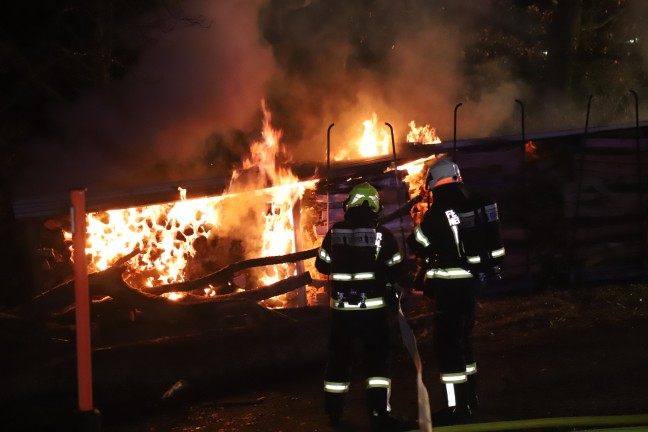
[367,385,389,431]
[432,382,473,426]
[325,392,345,427]
[467,373,480,411]
[368,387,417,432]
[370,412,418,432]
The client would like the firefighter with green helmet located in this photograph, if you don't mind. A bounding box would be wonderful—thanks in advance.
[407,157,505,426]
[315,182,414,431]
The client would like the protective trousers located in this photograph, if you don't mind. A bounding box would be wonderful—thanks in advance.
[324,307,391,422]
[432,278,477,412]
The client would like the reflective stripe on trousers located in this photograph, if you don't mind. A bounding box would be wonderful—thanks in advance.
[366,377,391,389]
[466,362,477,375]
[324,381,350,394]
[441,372,468,384]
[491,247,505,258]
[441,373,467,408]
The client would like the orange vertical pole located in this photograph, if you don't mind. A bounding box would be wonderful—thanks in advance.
[71,189,100,430]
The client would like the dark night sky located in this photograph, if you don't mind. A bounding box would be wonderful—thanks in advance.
[13,0,648,198]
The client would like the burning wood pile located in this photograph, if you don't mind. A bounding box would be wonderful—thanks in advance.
[28,104,443,334]
[12,95,648,412]
[3,103,449,401]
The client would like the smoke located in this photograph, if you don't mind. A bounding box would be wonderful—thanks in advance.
[260,0,648,162]
[18,0,648,198]
[259,0,529,162]
[19,0,275,196]
[628,1,648,82]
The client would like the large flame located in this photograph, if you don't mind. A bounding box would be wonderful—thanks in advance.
[396,155,443,225]
[334,115,442,161]
[406,121,442,144]
[232,101,311,287]
[85,193,226,290]
[68,107,444,306]
[74,100,317,306]
[334,113,392,161]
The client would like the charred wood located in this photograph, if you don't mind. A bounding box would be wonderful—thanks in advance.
[26,248,141,318]
[188,271,312,304]
[24,247,317,319]
[142,248,317,296]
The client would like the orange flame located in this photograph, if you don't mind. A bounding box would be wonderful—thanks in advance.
[397,155,439,224]
[334,116,441,160]
[525,140,539,160]
[334,113,392,161]
[68,107,445,306]
[406,121,442,144]
[72,100,317,306]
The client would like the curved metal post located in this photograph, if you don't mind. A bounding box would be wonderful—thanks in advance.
[385,122,407,251]
[385,122,433,430]
[326,123,334,231]
[453,103,463,162]
[515,99,531,281]
[515,99,526,166]
[570,95,593,286]
[324,123,335,298]
[630,89,647,278]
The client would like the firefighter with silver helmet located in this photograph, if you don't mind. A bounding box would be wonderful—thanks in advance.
[407,157,505,426]
[315,182,414,431]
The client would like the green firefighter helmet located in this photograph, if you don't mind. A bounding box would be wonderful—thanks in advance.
[426,157,462,190]
[346,182,381,213]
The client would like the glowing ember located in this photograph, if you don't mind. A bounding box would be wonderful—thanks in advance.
[525,140,539,160]
[406,121,442,144]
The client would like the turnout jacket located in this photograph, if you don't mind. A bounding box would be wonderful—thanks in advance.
[407,182,504,283]
[315,209,404,309]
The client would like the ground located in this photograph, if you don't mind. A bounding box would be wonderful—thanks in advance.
[3,282,648,432]
[98,282,648,432]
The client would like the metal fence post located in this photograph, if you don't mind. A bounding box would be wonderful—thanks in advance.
[71,189,101,431]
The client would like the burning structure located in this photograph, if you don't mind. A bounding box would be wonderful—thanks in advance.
[30,101,443,317]
[6,100,456,409]
[71,101,320,309]
[10,89,647,415]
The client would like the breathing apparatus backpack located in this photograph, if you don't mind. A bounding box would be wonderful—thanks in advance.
[421,157,505,283]
[458,197,506,282]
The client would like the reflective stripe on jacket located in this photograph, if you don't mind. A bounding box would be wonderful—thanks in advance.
[425,267,473,280]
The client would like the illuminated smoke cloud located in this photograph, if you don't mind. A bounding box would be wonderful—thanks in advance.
[18,0,647,198]
[20,0,275,196]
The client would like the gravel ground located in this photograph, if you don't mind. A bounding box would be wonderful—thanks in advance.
[3,282,648,432]
[99,282,648,432]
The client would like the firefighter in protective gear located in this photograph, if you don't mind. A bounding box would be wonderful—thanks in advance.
[407,157,505,426]
[315,182,412,431]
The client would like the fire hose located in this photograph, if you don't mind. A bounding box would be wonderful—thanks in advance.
[396,293,648,432]
[378,124,648,432]
[402,413,648,432]
[397,293,433,432]
[384,122,433,432]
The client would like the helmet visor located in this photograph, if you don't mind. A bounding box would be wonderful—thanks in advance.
[347,193,380,212]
